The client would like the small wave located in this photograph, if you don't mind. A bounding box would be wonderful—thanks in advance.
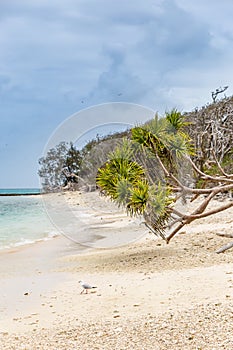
[14,239,35,247]
[43,231,60,241]
[0,231,60,251]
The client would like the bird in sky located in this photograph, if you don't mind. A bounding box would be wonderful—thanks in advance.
[79,280,97,294]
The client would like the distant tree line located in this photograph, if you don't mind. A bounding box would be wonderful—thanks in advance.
[38,131,129,192]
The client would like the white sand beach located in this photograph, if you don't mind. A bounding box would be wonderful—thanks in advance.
[1,191,233,349]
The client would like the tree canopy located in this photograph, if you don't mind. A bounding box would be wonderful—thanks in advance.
[38,142,82,192]
[96,108,233,247]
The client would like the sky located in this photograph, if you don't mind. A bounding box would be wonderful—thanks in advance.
[1,0,233,188]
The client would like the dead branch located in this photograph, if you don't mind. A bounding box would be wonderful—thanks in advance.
[166,199,233,243]
[212,150,232,178]
[186,155,233,183]
[185,201,233,221]
[211,86,228,103]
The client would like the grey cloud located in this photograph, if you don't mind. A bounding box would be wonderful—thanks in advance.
[1,0,233,187]
[86,45,148,105]
[0,74,10,91]
[141,1,212,66]
[0,0,230,110]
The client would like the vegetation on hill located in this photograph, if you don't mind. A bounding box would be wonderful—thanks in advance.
[38,131,129,192]
[185,95,233,174]
[38,96,233,250]
[96,108,233,245]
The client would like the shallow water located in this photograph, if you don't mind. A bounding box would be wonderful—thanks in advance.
[0,193,58,250]
[0,188,40,195]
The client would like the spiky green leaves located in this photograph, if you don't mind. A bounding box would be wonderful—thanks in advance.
[96,140,146,208]
[96,139,174,235]
[96,110,193,238]
[132,110,194,161]
[165,108,190,132]
[127,179,149,215]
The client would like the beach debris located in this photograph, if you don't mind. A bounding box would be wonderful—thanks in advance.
[216,232,233,238]
[114,327,123,333]
[79,280,97,294]
[216,241,233,254]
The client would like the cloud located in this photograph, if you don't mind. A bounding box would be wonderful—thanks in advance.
[0,0,233,186]
[0,0,214,107]
[0,0,232,112]
[85,44,148,105]
[0,74,10,92]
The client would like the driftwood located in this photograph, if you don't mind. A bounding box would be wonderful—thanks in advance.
[216,241,233,254]
[216,233,233,239]
[215,232,233,253]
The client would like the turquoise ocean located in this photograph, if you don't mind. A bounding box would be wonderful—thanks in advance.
[0,189,58,250]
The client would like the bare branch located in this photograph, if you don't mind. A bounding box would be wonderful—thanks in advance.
[212,150,233,178]
[166,222,186,243]
[186,155,233,183]
[185,201,233,221]
[166,199,233,243]
[211,86,228,103]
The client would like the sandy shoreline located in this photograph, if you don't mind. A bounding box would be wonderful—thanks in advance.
[1,191,233,349]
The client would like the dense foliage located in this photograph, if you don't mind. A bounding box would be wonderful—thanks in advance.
[97,107,233,243]
[97,109,192,237]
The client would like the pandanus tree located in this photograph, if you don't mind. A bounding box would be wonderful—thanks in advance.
[96,109,233,252]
